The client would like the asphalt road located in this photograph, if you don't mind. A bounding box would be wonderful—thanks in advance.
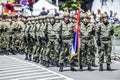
[0,54,120,80]
[0,55,72,80]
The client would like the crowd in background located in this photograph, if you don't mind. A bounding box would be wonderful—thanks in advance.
[39,7,120,25]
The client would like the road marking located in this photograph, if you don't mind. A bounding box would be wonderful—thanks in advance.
[0,64,32,68]
[112,60,120,64]
[0,66,37,70]
[36,76,64,80]
[0,67,39,73]
[0,69,45,77]
[0,72,51,79]
[11,74,57,80]
[1,56,73,80]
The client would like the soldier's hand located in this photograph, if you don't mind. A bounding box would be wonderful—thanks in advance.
[115,34,118,36]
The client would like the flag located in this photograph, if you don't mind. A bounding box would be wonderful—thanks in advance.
[20,0,28,6]
[71,9,81,57]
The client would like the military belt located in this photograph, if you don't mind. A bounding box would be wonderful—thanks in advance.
[82,37,93,40]
[62,36,71,40]
[101,37,111,41]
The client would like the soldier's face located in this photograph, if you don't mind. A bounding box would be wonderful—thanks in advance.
[55,19,59,22]
[83,18,87,22]
[46,18,50,22]
[24,18,27,22]
[64,17,69,21]
[83,18,90,24]
[103,17,109,23]
[10,18,12,22]
[50,18,55,22]
[69,18,73,22]
[40,19,42,22]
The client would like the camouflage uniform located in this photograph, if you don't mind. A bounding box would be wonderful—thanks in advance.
[45,15,60,67]
[1,19,9,54]
[59,14,74,71]
[96,14,114,71]
[79,14,96,70]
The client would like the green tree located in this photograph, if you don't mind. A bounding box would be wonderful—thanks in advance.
[62,0,83,10]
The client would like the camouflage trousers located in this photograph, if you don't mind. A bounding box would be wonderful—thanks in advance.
[98,40,112,64]
[80,39,95,65]
[32,44,41,59]
[59,40,72,64]
[45,39,58,62]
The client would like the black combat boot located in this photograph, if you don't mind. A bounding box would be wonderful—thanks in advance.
[42,60,46,66]
[45,60,49,67]
[70,63,76,71]
[79,65,83,71]
[25,53,28,60]
[36,57,39,63]
[59,63,63,72]
[5,51,9,55]
[12,50,16,55]
[33,57,36,62]
[92,61,98,67]
[28,55,32,61]
[55,61,59,67]
[107,64,111,71]
[99,64,103,71]
[88,64,92,71]
[40,58,43,64]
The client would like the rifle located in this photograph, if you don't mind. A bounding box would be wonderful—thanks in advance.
[97,26,101,46]
[57,23,62,44]
[44,23,48,42]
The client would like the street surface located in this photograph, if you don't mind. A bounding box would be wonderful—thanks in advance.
[0,54,120,80]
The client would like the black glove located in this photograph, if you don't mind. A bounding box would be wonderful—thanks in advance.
[97,39,101,46]
[115,34,118,36]
[57,38,62,44]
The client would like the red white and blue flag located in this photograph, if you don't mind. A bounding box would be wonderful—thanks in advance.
[71,9,81,56]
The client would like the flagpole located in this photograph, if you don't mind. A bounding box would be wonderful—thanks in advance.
[78,47,81,70]
[77,8,81,71]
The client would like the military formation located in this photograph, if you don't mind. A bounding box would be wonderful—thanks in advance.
[0,13,118,72]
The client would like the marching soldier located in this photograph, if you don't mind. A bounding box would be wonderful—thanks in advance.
[45,15,59,67]
[32,17,40,63]
[2,16,10,55]
[96,14,114,71]
[0,16,3,55]
[59,14,74,72]
[25,18,33,61]
[79,14,96,71]
[39,16,47,65]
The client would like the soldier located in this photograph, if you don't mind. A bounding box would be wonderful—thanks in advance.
[54,16,63,67]
[96,14,114,71]
[7,16,15,55]
[25,18,33,61]
[1,15,10,55]
[45,15,60,67]
[15,16,24,54]
[59,14,74,72]
[0,16,3,55]
[79,14,96,71]
[21,16,28,59]
[20,16,28,54]
[24,17,31,60]
[32,17,40,63]
[39,16,47,66]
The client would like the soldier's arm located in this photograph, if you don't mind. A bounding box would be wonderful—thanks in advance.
[109,24,114,36]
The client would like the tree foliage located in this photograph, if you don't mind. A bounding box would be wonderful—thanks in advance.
[62,0,83,10]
